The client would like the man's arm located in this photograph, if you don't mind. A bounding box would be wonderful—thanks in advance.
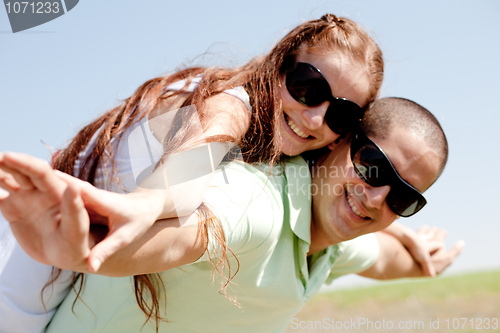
[381,222,436,277]
[358,231,464,280]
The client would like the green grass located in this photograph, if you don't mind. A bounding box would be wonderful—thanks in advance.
[316,270,500,307]
[286,270,500,332]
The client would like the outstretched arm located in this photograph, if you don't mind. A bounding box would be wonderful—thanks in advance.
[0,152,205,274]
[0,94,249,272]
[359,229,464,280]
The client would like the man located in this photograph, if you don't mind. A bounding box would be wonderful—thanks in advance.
[0,98,462,332]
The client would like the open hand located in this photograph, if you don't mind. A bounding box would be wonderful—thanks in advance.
[0,152,160,273]
[416,225,465,275]
[0,152,91,271]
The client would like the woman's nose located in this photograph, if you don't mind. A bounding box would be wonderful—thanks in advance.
[301,101,330,130]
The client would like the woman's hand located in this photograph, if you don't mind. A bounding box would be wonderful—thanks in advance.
[0,152,161,273]
[0,152,91,271]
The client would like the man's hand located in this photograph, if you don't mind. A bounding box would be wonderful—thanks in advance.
[381,222,439,277]
[416,225,465,275]
[363,225,464,280]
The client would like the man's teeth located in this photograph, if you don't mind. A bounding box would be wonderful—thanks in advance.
[347,195,367,218]
[287,118,309,139]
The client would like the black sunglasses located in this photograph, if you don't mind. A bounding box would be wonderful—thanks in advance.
[350,130,427,217]
[285,62,364,135]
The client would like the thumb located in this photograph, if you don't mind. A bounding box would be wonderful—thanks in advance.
[418,251,436,277]
[407,243,436,277]
[87,227,134,273]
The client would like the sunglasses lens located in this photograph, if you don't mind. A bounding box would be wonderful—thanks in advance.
[387,185,427,217]
[351,133,427,217]
[325,99,362,135]
[286,64,330,106]
[352,144,392,186]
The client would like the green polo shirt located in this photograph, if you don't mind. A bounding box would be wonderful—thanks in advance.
[46,157,378,333]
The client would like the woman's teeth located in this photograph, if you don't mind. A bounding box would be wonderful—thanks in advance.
[347,195,367,219]
[287,118,309,139]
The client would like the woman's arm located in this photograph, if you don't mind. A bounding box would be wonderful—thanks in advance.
[0,93,249,272]
[139,92,251,220]
[0,152,206,275]
[99,215,205,277]
[0,92,251,272]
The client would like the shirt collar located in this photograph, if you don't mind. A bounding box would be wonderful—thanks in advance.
[283,156,312,245]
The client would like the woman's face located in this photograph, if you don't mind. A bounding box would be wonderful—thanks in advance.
[277,51,371,156]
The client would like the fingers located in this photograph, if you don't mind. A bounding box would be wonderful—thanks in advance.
[416,251,435,277]
[0,167,20,193]
[79,184,122,272]
[0,152,21,192]
[395,225,436,277]
[0,187,8,200]
[59,181,91,269]
[79,183,117,217]
[407,242,435,277]
[418,225,447,241]
[425,239,446,255]
[432,240,465,275]
[0,159,35,190]
[78,187,131,273]
[55,170,83,184]
[417,225,447,255]
[447,240,466,259]
[1,152,65,193]
[60,181,90,241]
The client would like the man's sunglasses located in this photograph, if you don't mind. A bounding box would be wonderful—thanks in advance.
[285,62,364,135]
[350,130,427,217]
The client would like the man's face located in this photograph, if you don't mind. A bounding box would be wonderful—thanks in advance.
[310,126,441,249]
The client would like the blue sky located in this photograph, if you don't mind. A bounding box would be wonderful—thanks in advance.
[1,0,499,285]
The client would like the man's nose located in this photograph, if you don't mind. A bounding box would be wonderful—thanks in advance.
[301,101,329,130]
[363,185,391,210]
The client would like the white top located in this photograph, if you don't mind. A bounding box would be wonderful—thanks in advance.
[0,203,74,333]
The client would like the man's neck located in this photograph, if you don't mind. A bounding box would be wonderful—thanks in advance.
[308,218,340,256]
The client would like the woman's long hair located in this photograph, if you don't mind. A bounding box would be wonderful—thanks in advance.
[48,13,384,330]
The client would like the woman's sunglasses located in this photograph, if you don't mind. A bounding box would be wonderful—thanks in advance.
[285,62,364,135]
[350,130,427,217]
